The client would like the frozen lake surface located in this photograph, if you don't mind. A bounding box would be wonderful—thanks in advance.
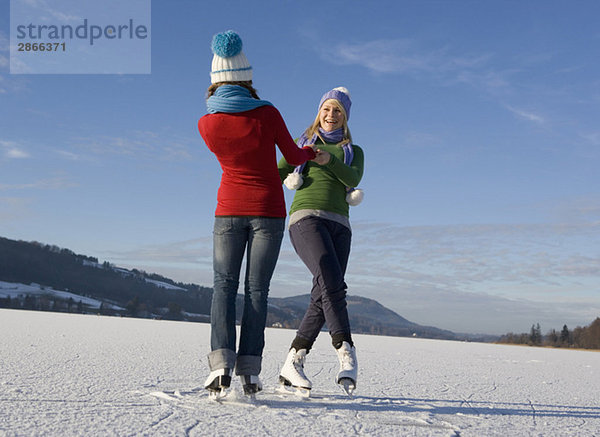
[1,309,599,436]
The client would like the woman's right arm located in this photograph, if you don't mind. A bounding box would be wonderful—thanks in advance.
[270,107,316,165]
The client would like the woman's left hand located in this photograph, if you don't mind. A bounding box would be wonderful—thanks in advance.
[312,149,331,165]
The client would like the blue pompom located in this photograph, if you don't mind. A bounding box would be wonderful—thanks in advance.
[211,31,243,58]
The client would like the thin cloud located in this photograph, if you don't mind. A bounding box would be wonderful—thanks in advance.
[400,132,442,149]
[0,197,31,222]
[54,149,84,161]
[1,140,31,159]
[374,282,600,334]
[324,38,490,78]
[311,34,575,129]
[0,176,77,191]
[0,30,30,93]
[340,221,600,333]
[312,35,511,98]
[0,72,30,94]
[348,221,599,295]
[20,0,80,22]
[506,105,545,124]
[105,238,213,265]
[0,31,8,52]
[330,39,434,73]
[102,238,214,287]
[560,196,600,217]
[5,148,30,159]
[579,132,600,146]
[0,31,9,92]
[71,131,195,162]
[454,68,515,92]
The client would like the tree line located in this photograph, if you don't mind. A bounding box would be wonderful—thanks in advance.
[1,294,85,313]
[0,236,213,320]
[498,318,600,350]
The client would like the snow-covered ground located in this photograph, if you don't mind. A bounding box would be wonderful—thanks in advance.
[1,309,598,436]
[0,281,106,309]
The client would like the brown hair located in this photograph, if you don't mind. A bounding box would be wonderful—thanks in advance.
[206,81,260,99]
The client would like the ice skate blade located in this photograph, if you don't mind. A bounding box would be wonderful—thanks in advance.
[207,387,228,401]
[242,384,261,396]
[338,377,356,397]
[278,384,311,399]
[278,377,311,398]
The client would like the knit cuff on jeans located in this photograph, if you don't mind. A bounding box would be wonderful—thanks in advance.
[291,336,314,353]
[332,333,353,349]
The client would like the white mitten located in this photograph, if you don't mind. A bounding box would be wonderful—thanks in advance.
[346,188,364,206]
[284,172,304,190]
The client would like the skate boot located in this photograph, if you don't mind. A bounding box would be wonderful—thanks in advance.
[240,375,263,397]
[279,348,312,397]
[204,368,232,400]
[335,341,357,396]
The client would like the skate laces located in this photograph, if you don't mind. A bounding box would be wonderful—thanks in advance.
[293,353,305,369]
[339,348,355,370]
[290,350,308,376]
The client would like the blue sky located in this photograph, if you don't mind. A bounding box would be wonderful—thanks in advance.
[1,0,599,335]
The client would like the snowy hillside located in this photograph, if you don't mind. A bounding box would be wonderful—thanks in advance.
[0,280,112,309]
[1,309,599,436]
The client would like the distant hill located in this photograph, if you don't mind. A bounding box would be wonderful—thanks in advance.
[0,236,463,340]
[268,294,459,340]
[0,236,213,321]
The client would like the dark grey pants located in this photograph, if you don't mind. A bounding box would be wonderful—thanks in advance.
[289,216,353,351]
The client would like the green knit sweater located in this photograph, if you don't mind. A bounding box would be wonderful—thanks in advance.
[278,140,364,218]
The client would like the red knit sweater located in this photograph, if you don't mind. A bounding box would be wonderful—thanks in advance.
[198,105,315,217]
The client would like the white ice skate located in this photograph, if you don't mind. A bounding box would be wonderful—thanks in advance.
[335,341,357,396]
[204,368,232,400]
[279,348,312,398]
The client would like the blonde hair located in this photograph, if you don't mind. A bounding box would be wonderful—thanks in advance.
[304,98,352,146]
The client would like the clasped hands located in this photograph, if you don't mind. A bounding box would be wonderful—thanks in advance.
[309,144,331,165]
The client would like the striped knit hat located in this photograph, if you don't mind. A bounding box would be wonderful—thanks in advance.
[210,31,252,83]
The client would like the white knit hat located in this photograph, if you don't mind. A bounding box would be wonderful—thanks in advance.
[210,31,252,83]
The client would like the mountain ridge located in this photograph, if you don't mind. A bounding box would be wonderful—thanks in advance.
[0,235,479,341]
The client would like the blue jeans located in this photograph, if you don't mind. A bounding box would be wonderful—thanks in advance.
[208,216,284,376]
[289,216,353,351]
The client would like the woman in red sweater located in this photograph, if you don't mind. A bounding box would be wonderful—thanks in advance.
[197,31,315,398]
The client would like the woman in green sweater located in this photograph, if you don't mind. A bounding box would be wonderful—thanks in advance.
[277,87,364,396]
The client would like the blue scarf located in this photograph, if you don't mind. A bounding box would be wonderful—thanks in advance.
[206,85,273,114]
[297,128,344,148]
